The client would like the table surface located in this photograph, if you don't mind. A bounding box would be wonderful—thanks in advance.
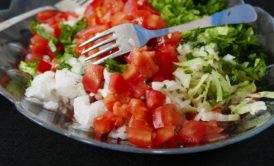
[1,1,274,166]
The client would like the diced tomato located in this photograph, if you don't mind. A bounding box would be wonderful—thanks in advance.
[128,77,148,98]
[30,34,49,52]
[152,104,182,129]
[203,121,224,142]
[109,73,128,94]
[146,14,166,29]
[127,48,159,79]
[93,112,115,137]
[153,32,182,48]
[127,117,153,148]
[127,127,153,148]
[37,10,74,26]
[124,0,138,16]
[36,10,59,23]
[31,34,48,45]
[122,64,140,82]
[51,23,62,38]
[74,25,109,55]
[107,0,125,13]
[27,34,55,61]
[146,89,166,109]
[110,12,131,26]
[36,60,52,73]
[54,12,69,23]
[128,99,149,120]
[82,63,104,93]
[85,5,107,26]
[161,105,182,126]
[0,73,10,88]
[104,94,119,111]
[76,25,109,39]
[133,10,166,30]
[154,124,175,145]
[153,45,178,81]
[168,32,183,45]
[113,101,130,118]
[85,0,103,12]
[178,121,207,146]
[185,112,197,121]
[128,98,146,110]
[114,116,126,127]
[147,32,183,81]
[104,93,129,112]
[128,117,151,129]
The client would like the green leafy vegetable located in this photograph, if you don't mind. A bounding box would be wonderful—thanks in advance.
[175,24,268,109]
[35,25,57,42]
[29,21,40,33]
[105,59,127,73]
[149,0,226,26]
[56,53,73,70]
[180,25,267,84]
[258,92,274,99]
[6,78,25,99]
[48,39,57,53]
[19,60,40,76]
[59,18,88,45]
[230,101,267,115]
[64,43,76,54]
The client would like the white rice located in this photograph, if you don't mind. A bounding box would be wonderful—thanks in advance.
[55,69,86,99]
[73,95,107,128]
[109,126,128,140]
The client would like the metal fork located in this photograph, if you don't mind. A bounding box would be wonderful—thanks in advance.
[80,4,257,64]
[0,0,92,32]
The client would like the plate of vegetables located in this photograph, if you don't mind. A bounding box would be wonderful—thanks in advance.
[1,0,274,154]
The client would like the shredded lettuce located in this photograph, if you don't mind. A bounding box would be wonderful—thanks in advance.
[231,82,256,102]
[19,60,40,76]
[201,111,240,121]
[173,69,191,88]
[230,101,267,115]
[181,25,267,84]
[174,23,269,116]
[257,92,274,99]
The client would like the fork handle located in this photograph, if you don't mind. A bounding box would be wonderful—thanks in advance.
[0,6,54,32]
[167,4,257,33]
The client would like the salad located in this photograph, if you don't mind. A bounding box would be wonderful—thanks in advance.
[18,0,274,148]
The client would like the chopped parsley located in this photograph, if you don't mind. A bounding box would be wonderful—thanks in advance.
[105,59,127,73]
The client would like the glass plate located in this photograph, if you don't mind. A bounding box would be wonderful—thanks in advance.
[0,0,274,154]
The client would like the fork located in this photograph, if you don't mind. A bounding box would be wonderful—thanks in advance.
[80,4,257,64]
[0,0,92,32]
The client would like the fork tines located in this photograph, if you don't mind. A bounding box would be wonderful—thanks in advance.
[80,29,121,63]
[79,29,113,48]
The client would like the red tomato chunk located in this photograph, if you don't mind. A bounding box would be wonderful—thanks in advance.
[82,63,104,93]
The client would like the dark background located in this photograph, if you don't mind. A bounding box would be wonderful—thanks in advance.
[0,0,274,166]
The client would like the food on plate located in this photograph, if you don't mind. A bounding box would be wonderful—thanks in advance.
[17,0,274,148]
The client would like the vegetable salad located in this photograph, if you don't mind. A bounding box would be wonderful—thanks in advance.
[18,0,274,148]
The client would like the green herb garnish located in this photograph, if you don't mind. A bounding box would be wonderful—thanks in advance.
[105,59,127,73]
